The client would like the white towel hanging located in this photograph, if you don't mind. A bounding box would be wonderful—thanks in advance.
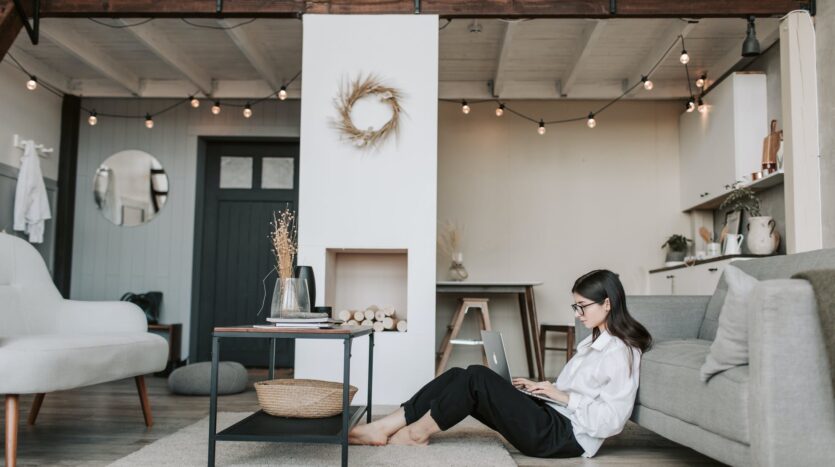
[13,140,52,243]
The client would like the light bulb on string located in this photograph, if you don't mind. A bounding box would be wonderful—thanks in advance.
[698,98,707,113]
[243,103,253,119]
[211,101,221,115]
[680,49,690,64]
[26,76,37,91]
[587,112,597,129]
[190,96,200,108]
[537,120,546,135]
[144,114,154,129]
[641,75,653,91]
[88,111,98,126]
[461,100,470,115]
[696,74,706,88]
[277,86,288,100]
[495,103,504,117]
[686,97,696,113]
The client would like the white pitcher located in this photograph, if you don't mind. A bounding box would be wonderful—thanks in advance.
[723,234,744,255]
[746,216,779,255]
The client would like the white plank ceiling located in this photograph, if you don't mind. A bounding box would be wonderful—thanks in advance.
[4,17,779,100]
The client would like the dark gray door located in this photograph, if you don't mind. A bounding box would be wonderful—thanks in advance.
[194,139,299,367]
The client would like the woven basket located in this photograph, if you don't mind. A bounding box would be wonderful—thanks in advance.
[254,379,358,418]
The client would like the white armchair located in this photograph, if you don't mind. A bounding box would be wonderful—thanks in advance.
[0,233,168,467]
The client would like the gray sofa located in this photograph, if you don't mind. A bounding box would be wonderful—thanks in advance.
[576,249,835,466]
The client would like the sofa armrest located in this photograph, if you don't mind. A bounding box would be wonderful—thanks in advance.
[574,295,710,344]
[55,300,148,334]
[748,279,835,466]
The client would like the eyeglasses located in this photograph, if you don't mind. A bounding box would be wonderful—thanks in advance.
[571,301,601,316]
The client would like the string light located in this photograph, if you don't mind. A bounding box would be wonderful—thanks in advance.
[495,103,505,117]
[586,112,597,128]
[211,101,221,115]
[696,74,706,88]
[461,100,470,115]
[26,76,37,91]
[641,75,653,91]
[697,98,707,113]
[680,49,690,65]
[686,97,696,112]
[144,114,154,129]
[88,111,98,126]
[190,96,200,108]
[278,86,288,100]
[537,120,546,135]
[243,103,253,118]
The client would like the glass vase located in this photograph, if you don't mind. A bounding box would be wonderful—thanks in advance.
[270,278,311,319]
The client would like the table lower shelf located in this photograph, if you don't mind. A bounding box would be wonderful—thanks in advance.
[216,406,367,443]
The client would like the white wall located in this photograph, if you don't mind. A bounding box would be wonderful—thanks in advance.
[436,100,688,378]
[817,1,835,248]
[72,97,301,358]
[294,15,438,404]
[0,59,62,180]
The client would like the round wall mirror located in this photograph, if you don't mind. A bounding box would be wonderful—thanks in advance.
[93,150,169,226]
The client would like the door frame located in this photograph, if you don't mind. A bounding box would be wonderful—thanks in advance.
[189,136,301,363]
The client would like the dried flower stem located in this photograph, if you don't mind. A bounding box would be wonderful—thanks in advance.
[437,220,462,258]
[271,208,297,281]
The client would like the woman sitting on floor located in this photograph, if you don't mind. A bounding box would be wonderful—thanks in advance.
[349,269,653,458]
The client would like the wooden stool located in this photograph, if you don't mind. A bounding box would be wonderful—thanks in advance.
[539,324,575,374]
[436,298,492,376]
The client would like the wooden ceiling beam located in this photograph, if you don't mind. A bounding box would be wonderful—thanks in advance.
[41,20,143,95]
[623,20,696,93]
[37,0,812,19]
[0,1,24,60]
[492,21,518,98]
[561,19,607,97]
[221,19,283,91]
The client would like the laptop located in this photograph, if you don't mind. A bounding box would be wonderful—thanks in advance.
[481,330,566,406]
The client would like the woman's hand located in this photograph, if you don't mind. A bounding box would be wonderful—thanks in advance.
[511,378,535,390]
[529,381,570,404]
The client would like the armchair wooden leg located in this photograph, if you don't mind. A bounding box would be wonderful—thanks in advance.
[6,394,19,467]
[134,376,153,427]
[28,393,45,425]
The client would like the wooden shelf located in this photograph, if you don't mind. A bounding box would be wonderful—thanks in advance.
[687,170,784,211]
[649,253,779,274]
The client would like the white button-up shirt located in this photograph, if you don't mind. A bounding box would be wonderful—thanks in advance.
[548,330,641,457]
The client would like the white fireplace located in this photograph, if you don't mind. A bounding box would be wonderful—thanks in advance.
[294,14,438,404]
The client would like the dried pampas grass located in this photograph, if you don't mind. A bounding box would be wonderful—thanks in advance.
[270,208,297,281]
[437,221,462,258]
[333,74,403,149]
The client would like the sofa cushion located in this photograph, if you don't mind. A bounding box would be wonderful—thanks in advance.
[638,339,750,444]
[0,333,168,394]
[701,265,759,381]
[700,248,835,340]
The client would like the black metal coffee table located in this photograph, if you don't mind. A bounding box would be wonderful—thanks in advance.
[208,325,374,467]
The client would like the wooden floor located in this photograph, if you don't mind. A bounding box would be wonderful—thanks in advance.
[1,370,723,466]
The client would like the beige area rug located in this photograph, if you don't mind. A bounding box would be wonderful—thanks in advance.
[109,412,516,467]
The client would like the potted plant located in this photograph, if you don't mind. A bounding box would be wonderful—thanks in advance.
[719,184,779,254]
[661,234,692,262]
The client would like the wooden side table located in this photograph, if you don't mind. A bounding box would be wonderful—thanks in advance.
[148,323,182,376]
[539,324,575,375]
[208,325,374,467]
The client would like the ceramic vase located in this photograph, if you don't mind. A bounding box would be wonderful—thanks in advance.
[449,252,469,281]
[746,216,779,255]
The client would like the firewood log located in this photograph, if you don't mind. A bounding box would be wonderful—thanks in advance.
[374,310,386,321]
[353,311,366,321]
[347,319,359,326]
[364,310,376,321]
[372,321,385,332]
[396,320,408,332]
[338,310,353,322]
[361,319,373,327]
[383,317,395,330]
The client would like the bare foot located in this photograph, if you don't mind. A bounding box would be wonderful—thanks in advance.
[348,423,388,446]
[388,426,429,446]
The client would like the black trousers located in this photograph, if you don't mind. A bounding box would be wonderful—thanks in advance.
[401,365,585,458]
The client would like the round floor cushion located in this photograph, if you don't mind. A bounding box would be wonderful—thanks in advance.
[168,361,248,395]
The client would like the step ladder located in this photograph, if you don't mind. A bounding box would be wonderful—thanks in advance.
[436,298,492,376]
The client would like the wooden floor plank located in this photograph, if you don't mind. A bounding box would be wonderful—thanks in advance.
[0,370,723,466]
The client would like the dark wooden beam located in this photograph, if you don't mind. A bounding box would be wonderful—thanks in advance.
[37,0,813,18]
[53,94,80,299]
[0,1,23,60]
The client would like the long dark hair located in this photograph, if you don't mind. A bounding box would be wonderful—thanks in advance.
[572,270,653,360]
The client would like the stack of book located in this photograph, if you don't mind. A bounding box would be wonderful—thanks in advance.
[254,312,343,329]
